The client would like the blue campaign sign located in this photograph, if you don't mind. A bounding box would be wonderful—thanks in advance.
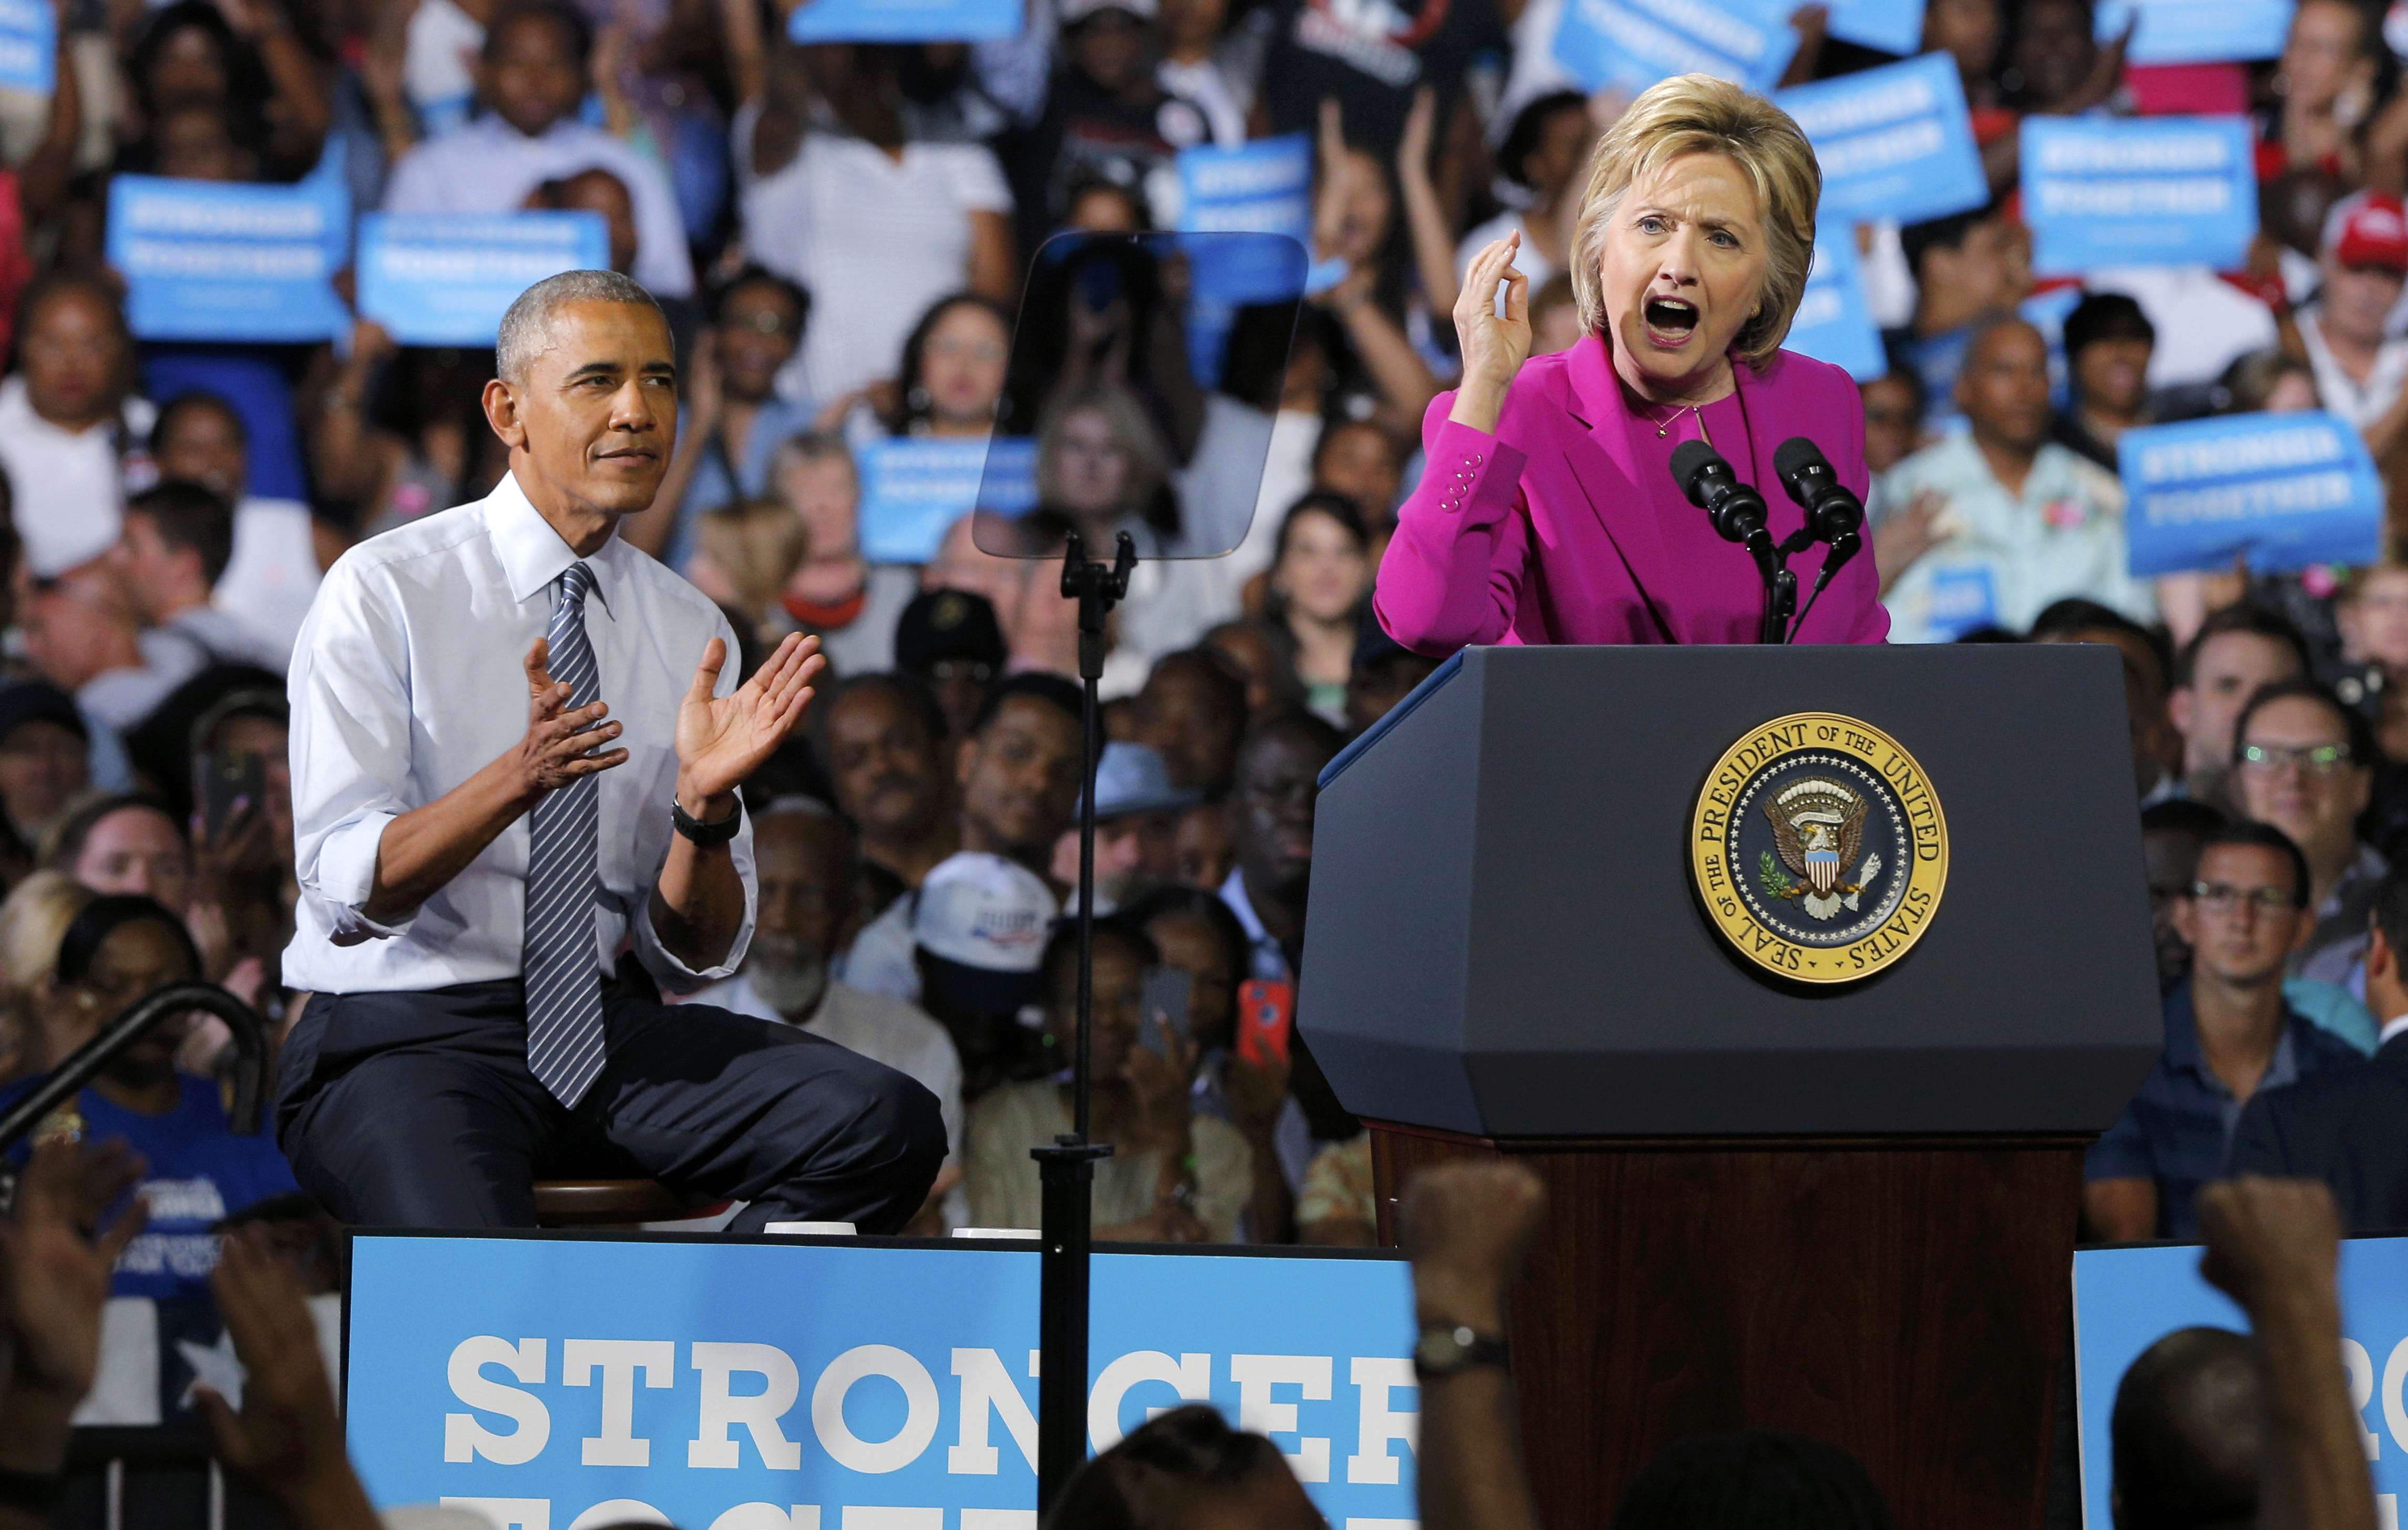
[788,0,1019,43]
[346,1235,1419,1527]
[2022,116,2258,276]
[1778,53,1987,228]
[1784,227,1883,381]
[2096,0,2295,64]
[2119,410,2383,577]
[1552,0,1798,97]
[857,436,1038,565]
[1177,136,1311,300]
[2073,1237,2408,1527]
[1821,0,1924,57]
[107,175,350,344]
[357,213,610,348]
[0,0,54,95]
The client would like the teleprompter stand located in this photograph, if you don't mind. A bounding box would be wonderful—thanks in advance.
[1031,530,1138,1512]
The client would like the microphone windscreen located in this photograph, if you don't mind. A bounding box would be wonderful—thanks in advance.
[1774,436,1825,483]
[1669,439,1720,493]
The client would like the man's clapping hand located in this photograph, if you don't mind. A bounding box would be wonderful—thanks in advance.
[674,631,825,812]
[512,635,629,803]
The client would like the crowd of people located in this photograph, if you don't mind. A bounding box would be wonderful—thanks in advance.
[0,0,2398,1514]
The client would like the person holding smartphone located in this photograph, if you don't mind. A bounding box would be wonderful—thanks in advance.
[965,917,1253,1242]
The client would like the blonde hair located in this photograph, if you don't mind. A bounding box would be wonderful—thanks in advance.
[1568,74,1822,370]
[0,871,91,1068]
[692,498,810,621]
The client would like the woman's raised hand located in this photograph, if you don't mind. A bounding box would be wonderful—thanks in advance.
[1450,232,1532,433]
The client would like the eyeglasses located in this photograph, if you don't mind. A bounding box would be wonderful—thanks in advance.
[2187,881,2297,914]
[2237,742,2354,774]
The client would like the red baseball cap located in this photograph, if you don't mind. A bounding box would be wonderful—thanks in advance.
[2325,190,2408,274]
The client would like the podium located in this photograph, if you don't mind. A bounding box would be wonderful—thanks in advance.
[1300,645,2159,1529]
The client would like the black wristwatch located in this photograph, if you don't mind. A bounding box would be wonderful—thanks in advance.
[671,795,743,847]
[1413,1322,1509,1381]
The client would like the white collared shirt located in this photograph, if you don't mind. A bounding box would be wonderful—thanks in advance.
[382,115,696,298]
[281,470,754,995]
[2379,1013,2408,1049]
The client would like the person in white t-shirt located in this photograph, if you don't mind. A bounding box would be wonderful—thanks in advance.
[733,42,1017,407]
[381,2,695,298]
[149,392,321,661]
[1450,90,1591,309]
[0,273,152,583]
[2296,190,2408,433]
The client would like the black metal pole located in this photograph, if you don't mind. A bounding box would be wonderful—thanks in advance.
[1033,531,1136,1513]
[0,982,268,1158]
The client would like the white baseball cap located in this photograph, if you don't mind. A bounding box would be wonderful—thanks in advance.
[913,852,1058,1013]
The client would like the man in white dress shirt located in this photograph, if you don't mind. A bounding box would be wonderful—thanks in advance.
[382,2,695,299]
[275,270,943,1230]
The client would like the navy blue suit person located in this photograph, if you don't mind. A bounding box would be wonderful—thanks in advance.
[275,270,945,1230]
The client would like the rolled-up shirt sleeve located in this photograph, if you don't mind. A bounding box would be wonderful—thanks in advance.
[288,556,419,943]
[630,610,758,993]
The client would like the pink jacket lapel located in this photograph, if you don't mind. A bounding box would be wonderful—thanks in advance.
[1559,334,1679,642]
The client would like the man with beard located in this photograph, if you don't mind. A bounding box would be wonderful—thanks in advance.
[844,672,1084,1001]
[823,673,958,890]
[700,799,964,1228]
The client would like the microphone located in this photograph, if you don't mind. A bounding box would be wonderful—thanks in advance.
[1670,440,1768,545]
[1771,436,1864,641]
[1772,437,1866,544]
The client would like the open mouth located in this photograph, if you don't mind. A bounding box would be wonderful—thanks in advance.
[1643,297,1700,345]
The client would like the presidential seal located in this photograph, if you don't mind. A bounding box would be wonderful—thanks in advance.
[1690,712,1948,984]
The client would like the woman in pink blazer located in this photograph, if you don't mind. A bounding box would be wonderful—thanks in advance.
[1376,76,1889,651]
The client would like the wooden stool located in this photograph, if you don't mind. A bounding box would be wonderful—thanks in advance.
[531,1178,709,1227]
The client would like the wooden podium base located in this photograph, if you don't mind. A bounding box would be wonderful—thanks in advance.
[1370,1124,2085,1530]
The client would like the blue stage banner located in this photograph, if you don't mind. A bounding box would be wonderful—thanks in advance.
[1778,53,1987,228]
[2022,116,2258,275]
[107,174,350,343]
[1822,0,1924,56]
[2074,1236,2408,1528]
[2119,410,2383,577]
[2096,0,2295,64]
[346,1235,1420,1528]
[788,0,1019,43]
[1785,226,1883,382]
[356,213,609,348]
[857,436,1037,565]
[0,0,54,95]
[1551,0,1798,97]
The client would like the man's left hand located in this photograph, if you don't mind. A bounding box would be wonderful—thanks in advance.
[675,632,825,813]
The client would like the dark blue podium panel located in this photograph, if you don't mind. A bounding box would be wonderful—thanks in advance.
[1301,645,2160,1138]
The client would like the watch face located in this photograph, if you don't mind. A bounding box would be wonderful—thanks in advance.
[1415,1325,1470,1369]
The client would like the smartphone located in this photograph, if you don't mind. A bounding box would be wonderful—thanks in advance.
[1138,966,1193,1060]
[1235,979,1294,1069]
[193,751,267,841]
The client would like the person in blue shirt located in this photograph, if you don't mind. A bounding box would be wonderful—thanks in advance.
[4,888,298,1300]
[2085,821,2362,1241]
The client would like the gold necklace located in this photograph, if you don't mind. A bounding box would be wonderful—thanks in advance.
[1649,401,1713,448]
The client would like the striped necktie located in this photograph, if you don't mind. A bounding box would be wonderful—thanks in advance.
[522,560,606,1107]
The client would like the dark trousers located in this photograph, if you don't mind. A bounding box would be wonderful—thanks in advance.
[274,973,947,1233]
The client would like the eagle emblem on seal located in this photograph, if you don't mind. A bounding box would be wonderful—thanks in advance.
[1759,777,1885,921]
